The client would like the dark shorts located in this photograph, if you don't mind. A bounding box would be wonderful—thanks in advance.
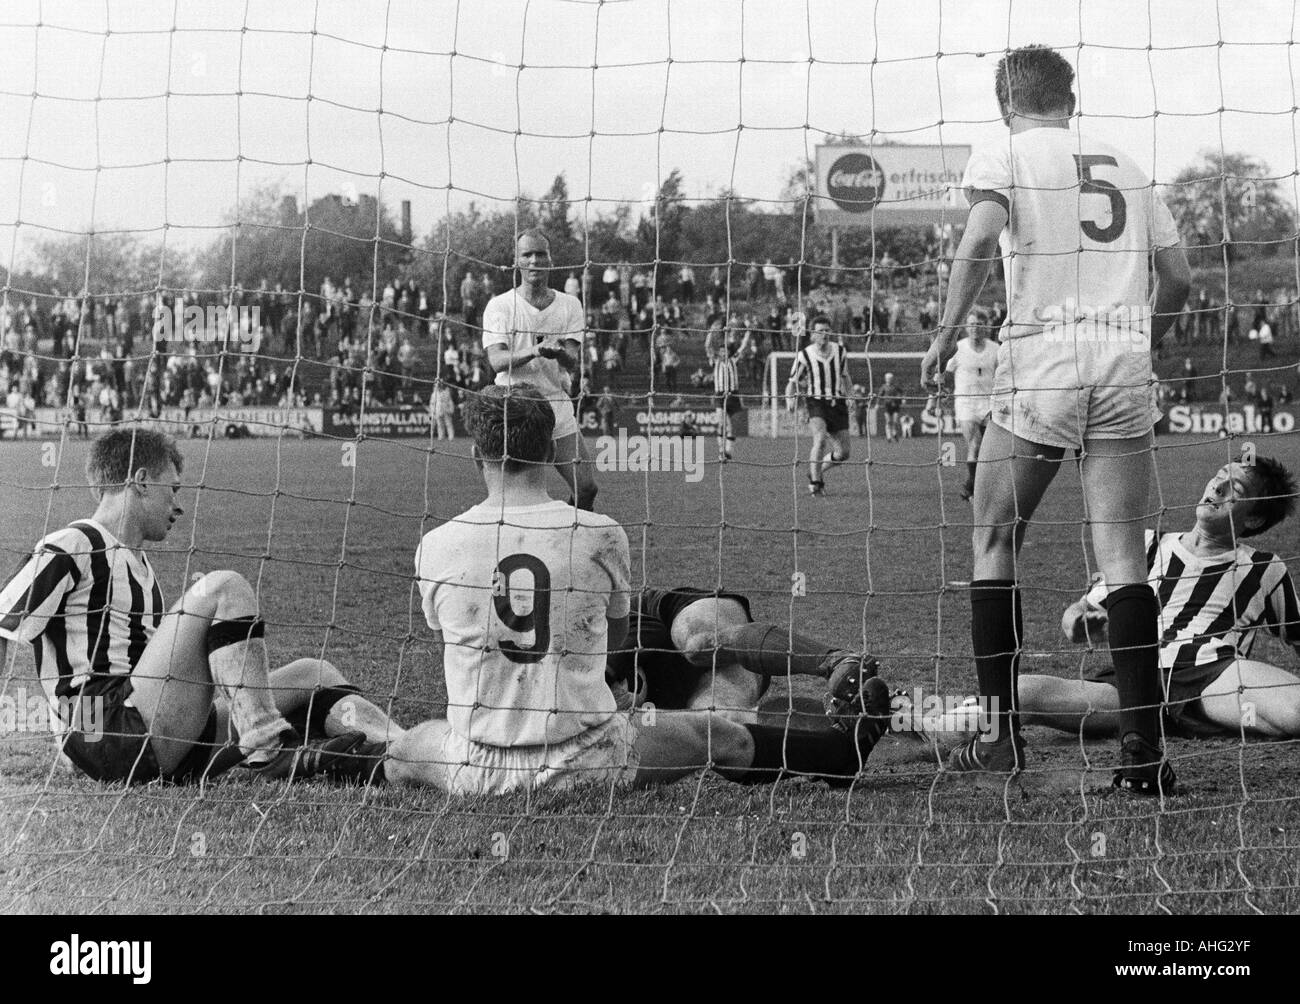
[607,587,762,710]
[806,399,849,435]
[1084,656,1233,738]
[713,392,743,416]
[883,400,901,415]
[61,676,223,785]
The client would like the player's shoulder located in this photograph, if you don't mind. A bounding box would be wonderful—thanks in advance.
[1237,538,1284,571]
[553,289,583,312]
[484,287,514,310]
[571,507,628,537]
[39,521,101,557]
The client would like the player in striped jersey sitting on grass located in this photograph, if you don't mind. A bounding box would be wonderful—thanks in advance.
[0,428,402,785]
[1019,456,1300,739]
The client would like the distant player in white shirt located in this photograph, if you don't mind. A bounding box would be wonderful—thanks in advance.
[943,308,996,500]
[1021,456,1300,739]
[482,229,598,509]
[920,45,1192,793]
[0,429,398,785]
[388,384,891,795]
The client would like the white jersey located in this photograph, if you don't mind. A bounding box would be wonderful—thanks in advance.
[415,499,631,747]
[481,289,586,401]
[962,128,1180,347]
[944,337,995,421]
[0,519,165,704]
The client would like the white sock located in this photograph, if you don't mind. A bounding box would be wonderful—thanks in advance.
[207,638,293,759]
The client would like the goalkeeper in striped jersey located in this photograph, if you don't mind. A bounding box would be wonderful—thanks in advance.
[1020,456,1300,739]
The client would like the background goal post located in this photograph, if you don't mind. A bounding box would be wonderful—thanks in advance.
[763,350,926,437]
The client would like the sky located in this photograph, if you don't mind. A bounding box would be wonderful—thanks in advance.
[1,0,1297,272]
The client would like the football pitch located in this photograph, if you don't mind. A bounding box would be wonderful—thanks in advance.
[2,430,1297,914]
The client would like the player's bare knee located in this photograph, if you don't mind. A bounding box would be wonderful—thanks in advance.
[205,570,258,620]
[384,731,419,784]
[706,717,752,769]
[293,657,345,689]
[1268,696,1300,737]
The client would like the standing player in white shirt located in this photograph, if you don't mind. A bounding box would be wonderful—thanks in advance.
[921,45,1191,793]
[943,308,996,501]
[388,384,891,794]
[482,229,598,510]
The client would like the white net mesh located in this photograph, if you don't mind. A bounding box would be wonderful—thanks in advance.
[1,0,1298,914]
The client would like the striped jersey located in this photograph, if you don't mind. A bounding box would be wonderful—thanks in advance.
[0,519,165,701]
[705,328,740,395]
[789,342,849,401]
[1144,529,1299,672]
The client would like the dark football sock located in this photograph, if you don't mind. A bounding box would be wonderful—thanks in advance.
[284,685,362,741]
[727,622,841,677]
[970,579,1021,743]
[966,460,977,485]
[1104,583,1164,749]
[728,723,856,783]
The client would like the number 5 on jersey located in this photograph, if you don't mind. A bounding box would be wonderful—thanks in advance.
[1074,154,1127,243]
[491,554,552,664]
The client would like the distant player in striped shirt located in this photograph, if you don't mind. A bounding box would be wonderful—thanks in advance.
[705,318,748,462]
[1021,456,1300,738]
[0,429,400,785]
[785,315,854,496]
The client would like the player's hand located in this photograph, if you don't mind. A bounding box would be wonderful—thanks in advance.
[1061,597,1109,644]
[536,336,566,360]
[920,328,958,389]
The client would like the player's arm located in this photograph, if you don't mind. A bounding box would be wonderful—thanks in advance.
[559,300,587,370]
[1263,569,1300,653]
[0,542,82,649]
[838,350,853,399]
[785,354,806,409]
[1150,245,1192,346]
[606,614,628,652]
[597,524,632,656]
[923,198,1006,386]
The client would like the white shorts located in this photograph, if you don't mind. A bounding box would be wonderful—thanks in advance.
[988,337,1159,450]
[954,397,991,425]
[550,397,578,440]
[430,713,639,796]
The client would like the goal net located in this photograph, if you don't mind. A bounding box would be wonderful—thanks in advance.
[763,350,926,438]
[2,0,1298,918]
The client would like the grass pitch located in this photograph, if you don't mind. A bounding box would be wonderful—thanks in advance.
[1,427,1298,914]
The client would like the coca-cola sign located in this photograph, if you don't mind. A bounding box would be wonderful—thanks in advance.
[826,153,885,213]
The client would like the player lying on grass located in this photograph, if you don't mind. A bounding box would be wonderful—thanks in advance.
[1019,456,1300,739]
[606,585,885,728]
[385,383,891,795]
[0,428,402,785]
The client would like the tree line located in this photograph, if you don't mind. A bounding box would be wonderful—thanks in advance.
[4,148,1296,310]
